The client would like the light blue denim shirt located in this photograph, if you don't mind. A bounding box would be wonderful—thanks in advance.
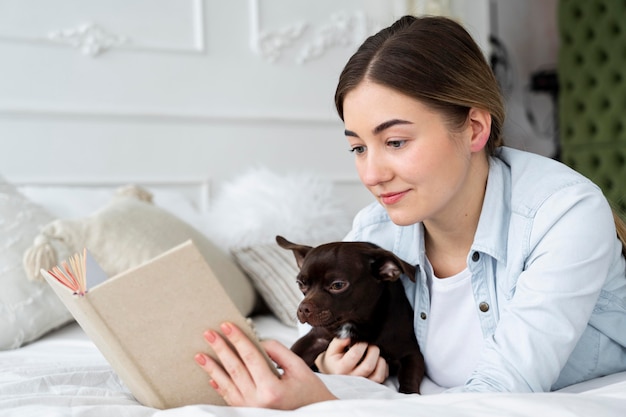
[344,147,626,392]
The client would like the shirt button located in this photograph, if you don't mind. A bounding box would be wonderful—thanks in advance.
[479,302,490,312]
[420,312,427,320]
[472,252,480,262]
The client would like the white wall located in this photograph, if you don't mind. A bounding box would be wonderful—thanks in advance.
[0,0,490,216]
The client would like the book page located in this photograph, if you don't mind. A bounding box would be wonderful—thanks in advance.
[84,250,108,290]
[42,249,109,295]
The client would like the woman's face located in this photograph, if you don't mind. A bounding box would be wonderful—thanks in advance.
[342,81,484,226]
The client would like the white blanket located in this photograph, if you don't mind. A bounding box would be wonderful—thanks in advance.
[1,315,626,417]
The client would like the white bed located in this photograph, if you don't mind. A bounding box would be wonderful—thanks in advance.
[2,318,626,417]
[1,177,626,417]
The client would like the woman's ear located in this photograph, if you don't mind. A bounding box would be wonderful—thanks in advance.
[468,108,492,153]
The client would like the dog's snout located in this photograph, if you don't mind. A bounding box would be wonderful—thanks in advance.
[298,301,314,318]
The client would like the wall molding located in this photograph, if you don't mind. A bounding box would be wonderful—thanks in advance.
[46,22,129,57]
[0,105,340,125]
[248,0,374,64]
[0,0,206,57]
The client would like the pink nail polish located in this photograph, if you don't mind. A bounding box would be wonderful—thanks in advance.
[194,354,207,366]
[220,322,232,335]
[204,330,217,343]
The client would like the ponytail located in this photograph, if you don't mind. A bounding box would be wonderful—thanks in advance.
[612,208,626,258]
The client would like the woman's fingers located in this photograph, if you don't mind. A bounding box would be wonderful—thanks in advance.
[260,339,338,407]
[196,323,336,409]
[315,337,358,374]
[218,322,279,386]
[359,345,389,382]
[261,339,309,377]
[314,338,388,383]
[196,323,272,406]
[195,329,248,405]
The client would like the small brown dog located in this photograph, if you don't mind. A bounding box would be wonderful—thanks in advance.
[276,235,425,394]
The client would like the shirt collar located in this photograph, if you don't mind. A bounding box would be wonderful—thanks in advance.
[471,153,511,264]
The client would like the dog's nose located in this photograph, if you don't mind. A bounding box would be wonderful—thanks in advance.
[298,302,313,319]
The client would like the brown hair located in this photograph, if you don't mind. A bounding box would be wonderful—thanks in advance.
[335,15,626,257]
[613,209,626,258]
[334,15,504,155]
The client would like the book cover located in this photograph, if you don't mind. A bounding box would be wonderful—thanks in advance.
[42,240,274,409]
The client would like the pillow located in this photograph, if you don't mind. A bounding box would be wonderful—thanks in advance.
[23,185,257,319]
[18,185,209,233]
[205,168,351,250]
[0,176,73,350]
[232,244,303,327]
[207,168,351,326]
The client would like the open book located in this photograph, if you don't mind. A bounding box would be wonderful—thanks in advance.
[42,240,274,409]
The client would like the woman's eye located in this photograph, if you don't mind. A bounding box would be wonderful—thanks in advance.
[329,281,349,292]
[387,139,407,149]
[349,145,366,155]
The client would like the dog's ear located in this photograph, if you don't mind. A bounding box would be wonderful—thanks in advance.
[372,251,417,283]
[275,235,312,270]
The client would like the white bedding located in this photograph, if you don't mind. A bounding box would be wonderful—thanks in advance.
[3,182,626,417]
[2,315,626,417]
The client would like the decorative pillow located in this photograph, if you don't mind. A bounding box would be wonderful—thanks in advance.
[232,244,303,327]
[207,168,351,326]
[0,176,73,350]
[205,168,351,250]
[18,185,210,234]
[23,185,257,318]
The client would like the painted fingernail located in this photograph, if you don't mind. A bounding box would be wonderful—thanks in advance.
[194,353,207,366]
[209,379,219,390]
[220,322,232,335]
[204,330,217,343]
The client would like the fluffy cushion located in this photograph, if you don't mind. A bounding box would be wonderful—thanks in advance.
[205,168,351,250]
[23,185,257,318]
[232,244,302,327]
[0,176,73,350]
[208,168,351,326]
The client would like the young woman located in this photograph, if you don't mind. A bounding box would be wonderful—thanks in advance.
[194,15,626,409]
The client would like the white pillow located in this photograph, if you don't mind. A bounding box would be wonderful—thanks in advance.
[0,176,73,350]
[205,168,351,250]
[18,185,208,233]
[207,168,352,325]
[23,185,258,318]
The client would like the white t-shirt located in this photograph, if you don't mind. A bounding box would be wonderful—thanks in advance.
[424,262,484,388]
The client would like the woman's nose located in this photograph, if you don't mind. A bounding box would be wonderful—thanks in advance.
[358,155,392,187]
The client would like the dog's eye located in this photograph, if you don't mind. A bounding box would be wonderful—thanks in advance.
[296,279,307,291]
[329,281,349,293]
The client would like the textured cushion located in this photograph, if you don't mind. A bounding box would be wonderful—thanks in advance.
[0,176,73,350]
[205,168,351,250]
[205,168,351,325]
[23,185,257,318]
[232,244,302,327]
[558,0,626,212]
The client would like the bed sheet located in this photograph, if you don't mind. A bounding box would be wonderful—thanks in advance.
[1,316,625,417]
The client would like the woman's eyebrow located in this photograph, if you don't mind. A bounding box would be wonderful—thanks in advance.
[373,119,413,134]
[344,119,413,138]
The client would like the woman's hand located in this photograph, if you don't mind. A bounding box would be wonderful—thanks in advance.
[195,322,337,409]
[314,337,389,383]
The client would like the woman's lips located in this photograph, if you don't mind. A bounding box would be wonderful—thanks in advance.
[380,191,408,205]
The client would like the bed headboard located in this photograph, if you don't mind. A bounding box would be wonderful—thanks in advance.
[10,175,373,221]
